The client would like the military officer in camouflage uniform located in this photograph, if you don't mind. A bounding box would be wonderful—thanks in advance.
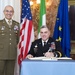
[0,5,19,75]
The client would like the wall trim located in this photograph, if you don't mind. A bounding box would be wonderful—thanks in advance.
[68,1,75,5]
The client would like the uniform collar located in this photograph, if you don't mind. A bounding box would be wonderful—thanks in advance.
[42,39,49,46]
[5,18,12,25]
[42,39,48,43]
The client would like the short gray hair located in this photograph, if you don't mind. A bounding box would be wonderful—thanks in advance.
[4,5,14,12]
[40,25,50,31]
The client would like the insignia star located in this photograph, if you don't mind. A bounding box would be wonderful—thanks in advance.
[56,37,62,42]
[58,37,62,42]
[59,26,62,31]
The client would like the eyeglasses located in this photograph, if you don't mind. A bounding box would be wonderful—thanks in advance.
[4,10,14,13]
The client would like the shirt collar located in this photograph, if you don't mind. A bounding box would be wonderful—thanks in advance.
[42,39,48,43]
[5,18,12,25]
[42,39,48,46]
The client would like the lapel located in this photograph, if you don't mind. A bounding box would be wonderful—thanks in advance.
[38,39,42,49]
[38,38,51,47]
[47,38,52,46]
[37,39,50,52]
[42,38,52,52]
[2,19,15,29]
[3,19,9,28]
[36,39,47,51]
[35,38,53,52]
[11,20,15,28]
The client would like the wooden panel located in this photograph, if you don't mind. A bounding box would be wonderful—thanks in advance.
[70,41,75,60]
[70,54,75,60]
[68,1,75,58]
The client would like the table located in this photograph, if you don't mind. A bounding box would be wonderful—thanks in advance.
[20,59,75,75]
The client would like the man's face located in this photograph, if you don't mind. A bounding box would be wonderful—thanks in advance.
[3,6,14,20]
[40,28,50,41]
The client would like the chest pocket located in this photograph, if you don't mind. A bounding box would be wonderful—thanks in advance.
[0,26,7,38]
[0,43,3,49]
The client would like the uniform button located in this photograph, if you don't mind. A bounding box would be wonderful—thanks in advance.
[10,43,11,45]
[10,34,11,35]
[10,38,11,40]
[2,34,4,35]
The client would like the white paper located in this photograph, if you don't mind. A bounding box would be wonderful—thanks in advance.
[57,57,72,60]
[29,57,72,60]
[29,57,46,60]
[42,57,57,61]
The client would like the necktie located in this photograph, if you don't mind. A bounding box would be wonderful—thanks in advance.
[8,20,11,25]
[44,42,46,47]
[8,20,11,28]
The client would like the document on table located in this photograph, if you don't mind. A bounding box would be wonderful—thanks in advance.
[29,57,58,61]
[29,57,46,60]
[29,57,72,60]
[57,57,72,60]
[42,57,57,61]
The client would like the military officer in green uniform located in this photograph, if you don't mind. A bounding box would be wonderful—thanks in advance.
[0,5,19,75]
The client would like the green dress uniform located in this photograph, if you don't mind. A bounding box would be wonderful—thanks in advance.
[0,19,19,75]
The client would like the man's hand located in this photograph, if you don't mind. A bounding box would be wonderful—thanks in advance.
[44,52,54,58]
[26,54,33,59]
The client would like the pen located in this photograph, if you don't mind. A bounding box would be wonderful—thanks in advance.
[48,47,52,52]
